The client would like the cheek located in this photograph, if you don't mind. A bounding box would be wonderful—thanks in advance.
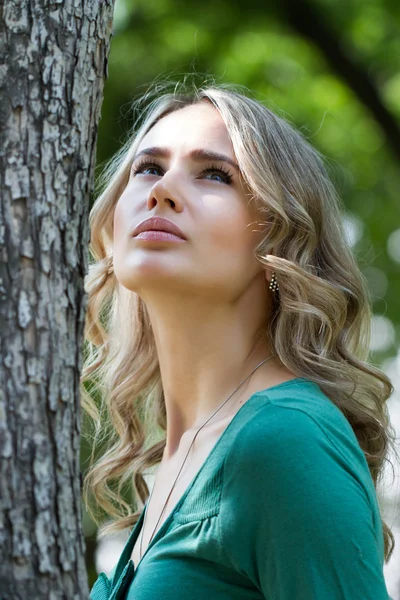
[113,199,128,239]
[202,215,257,275]
[205,200,254,250]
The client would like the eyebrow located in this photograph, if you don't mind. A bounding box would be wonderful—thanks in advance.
[133,146,240,172]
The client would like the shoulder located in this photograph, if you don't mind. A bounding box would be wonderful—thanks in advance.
[231,380,358,454]
[219,380,387,596]
[223,380,374,501]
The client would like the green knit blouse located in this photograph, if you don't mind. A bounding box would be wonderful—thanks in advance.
[90,378,389,600]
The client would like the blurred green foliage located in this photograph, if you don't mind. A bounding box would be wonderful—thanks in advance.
[84,0,400,583]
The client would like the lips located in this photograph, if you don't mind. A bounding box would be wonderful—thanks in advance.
[132,217,187,240]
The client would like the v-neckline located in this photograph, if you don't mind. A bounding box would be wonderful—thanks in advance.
[111,377,310,581]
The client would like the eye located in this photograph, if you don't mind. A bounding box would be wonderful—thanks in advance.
[200,165,233,185]
[131,160,163,177]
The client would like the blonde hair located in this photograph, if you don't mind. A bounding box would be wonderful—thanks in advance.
[81,79,398,562]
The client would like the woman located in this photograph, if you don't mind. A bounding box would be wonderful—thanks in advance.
[82,81,396,599]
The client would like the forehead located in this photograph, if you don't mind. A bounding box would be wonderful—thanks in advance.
[136,103,234,156]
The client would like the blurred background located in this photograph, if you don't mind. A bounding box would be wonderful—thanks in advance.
[81,0,400,596]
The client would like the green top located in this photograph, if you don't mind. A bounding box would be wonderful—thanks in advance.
[89,378,389,600]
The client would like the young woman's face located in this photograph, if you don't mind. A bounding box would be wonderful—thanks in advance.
[113,102,267,301]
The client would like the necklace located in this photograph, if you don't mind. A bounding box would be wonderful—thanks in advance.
[138,353,277,562]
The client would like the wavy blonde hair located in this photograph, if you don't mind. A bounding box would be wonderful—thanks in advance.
[81,79,398,562]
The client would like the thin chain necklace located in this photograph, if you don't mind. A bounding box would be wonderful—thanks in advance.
[138,353,276,562]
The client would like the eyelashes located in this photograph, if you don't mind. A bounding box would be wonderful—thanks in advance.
[131,159,234,185]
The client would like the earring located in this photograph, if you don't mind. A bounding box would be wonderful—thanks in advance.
[268,271,279,293]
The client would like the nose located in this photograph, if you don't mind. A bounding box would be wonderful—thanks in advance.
[146,168,184,210]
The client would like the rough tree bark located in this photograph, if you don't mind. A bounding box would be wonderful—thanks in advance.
[0,1,115,598]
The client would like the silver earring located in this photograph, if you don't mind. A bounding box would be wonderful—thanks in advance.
[268,271,279,293]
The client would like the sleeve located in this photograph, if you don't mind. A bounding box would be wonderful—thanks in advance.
[220,404,389,600]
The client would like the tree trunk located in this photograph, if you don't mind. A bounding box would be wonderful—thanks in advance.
[0,1,115,598]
